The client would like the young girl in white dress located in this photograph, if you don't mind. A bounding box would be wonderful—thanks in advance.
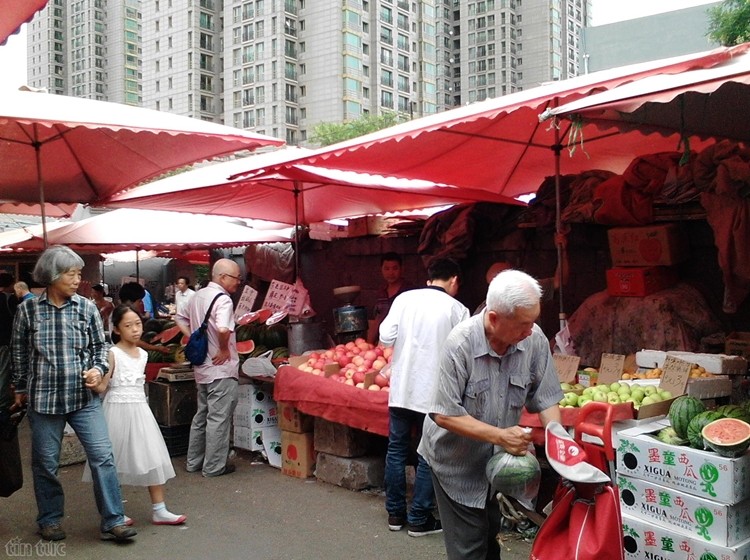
[83,304,186,526]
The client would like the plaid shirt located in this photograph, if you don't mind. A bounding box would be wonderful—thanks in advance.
[11,291,108,414]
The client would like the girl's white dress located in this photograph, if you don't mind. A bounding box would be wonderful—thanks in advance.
[83,346,176,486]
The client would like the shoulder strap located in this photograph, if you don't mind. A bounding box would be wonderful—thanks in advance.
[201,293,226,328]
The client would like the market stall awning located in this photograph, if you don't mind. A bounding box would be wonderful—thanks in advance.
[0,209,293,253]
[1,0,47,45]
[102,148,523,225]
[245,44,750,199]
[541,45,750,143]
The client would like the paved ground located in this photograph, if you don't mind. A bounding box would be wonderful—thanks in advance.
[0,422,534,560]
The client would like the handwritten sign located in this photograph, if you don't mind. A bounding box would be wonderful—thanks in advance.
[598,353,626,385]
[261,279,306,316]
[660,355,692,397]
[553,354,580,383]
[234,285,259,320]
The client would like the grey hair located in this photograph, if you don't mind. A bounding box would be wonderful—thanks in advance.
[32,245,85,286]
[485,269,541,316]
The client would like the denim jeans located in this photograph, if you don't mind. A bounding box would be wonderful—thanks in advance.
[384,407,435,525]
[28,398,126,531]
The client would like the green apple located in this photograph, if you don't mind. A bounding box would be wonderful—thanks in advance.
[641,396,656,406]
[592,392,608,403]
[643,385,658,396]
[607,392,621,404]
[609,382,622,392]
[617,385,632,397]
[562,392,579,407]
[582,387,595,397]
[560,382,574,391]
[625,397,640,409]
[659,390,673,400]
[630,388,645,403]
[578,396,592,407]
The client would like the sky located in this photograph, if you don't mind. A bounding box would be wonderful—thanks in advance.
[0,0,721,93]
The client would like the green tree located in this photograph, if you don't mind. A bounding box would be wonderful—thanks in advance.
[708,0,750,46]
[311,112,402,146]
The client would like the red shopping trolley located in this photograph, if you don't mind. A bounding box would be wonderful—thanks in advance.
[530,402,625,560]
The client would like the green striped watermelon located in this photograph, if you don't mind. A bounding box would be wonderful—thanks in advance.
[485,449,541,501]
[668,395,706,440]
[714,405,750,424]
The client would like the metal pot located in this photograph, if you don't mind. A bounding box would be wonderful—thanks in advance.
[287,321,329,355]
[333,305,368,334]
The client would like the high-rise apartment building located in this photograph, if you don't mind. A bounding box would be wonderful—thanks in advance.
[26,0,590,145]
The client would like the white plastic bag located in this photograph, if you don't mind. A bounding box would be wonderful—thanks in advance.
[240,350,277,378]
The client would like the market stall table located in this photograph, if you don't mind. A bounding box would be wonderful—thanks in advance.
[273,364,389,437]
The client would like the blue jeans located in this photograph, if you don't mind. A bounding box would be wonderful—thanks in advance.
[384,407,435,525]
[28,399,126,531]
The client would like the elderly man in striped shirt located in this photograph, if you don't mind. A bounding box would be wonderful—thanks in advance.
[418,269,563,560]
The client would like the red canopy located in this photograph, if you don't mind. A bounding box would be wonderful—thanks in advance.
[104,148,523,224]
[1,0,47,45]
[255,44,750,199]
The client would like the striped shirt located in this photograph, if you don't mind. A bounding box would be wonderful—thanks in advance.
[418,313,563,508]
[11,292,108,415]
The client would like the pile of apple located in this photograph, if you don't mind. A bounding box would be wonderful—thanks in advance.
[559,381,673,409]
[297,338,393,391]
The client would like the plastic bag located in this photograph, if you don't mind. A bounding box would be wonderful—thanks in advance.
[485,445,540,510]
[240,350,277,378]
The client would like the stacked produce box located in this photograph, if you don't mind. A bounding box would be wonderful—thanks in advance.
[615,396,750,560]
[232,381,281,467]
[606,223,687,296]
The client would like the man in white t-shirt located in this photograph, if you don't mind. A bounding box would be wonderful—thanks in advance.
[379,257,469,538]
[174,276,195,317]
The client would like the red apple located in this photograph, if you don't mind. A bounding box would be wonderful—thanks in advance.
[374,374,389,388]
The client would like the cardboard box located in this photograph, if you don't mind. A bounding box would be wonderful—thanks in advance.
[622,513,750,560]
[606,266,678,297]
[726,332,750,360]
[618,473,750,546]
[636,349,748,376]
[278,401,314,433]
[281,430,316,478]
[616,419,750,504]
[608,223,689,266]
[262,426,283,469]
[234,401,278,429]
[308,217,369,240]
[233,425,264,452]
[237,381,275,405]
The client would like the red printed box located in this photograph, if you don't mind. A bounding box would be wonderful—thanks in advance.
[606,266,677,297]
[608,223,689,266]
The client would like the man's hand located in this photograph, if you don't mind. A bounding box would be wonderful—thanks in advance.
[496,426,532,456]
[212,348,230,365]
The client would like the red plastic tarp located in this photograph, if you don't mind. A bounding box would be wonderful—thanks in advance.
[273,365,389,437]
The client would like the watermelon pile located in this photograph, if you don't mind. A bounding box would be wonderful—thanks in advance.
[665,396,750,456]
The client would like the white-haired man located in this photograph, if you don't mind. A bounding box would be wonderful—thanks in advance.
[419,269,563,560]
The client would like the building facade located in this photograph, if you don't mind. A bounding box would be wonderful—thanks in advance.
[26,0,590,145]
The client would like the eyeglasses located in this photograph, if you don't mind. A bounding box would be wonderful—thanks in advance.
[222,273,242,282]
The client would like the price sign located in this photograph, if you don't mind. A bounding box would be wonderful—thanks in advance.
[553,354,580,383]
[262,280,295,312]
[261,279,307,316]
[598,353,626,385]
[660,355,692,397]
[234,285,259,320]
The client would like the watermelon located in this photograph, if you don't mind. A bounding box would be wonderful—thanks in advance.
[714,404,750,423]
[668,395,706,439]
[654,426,688,446]
[158,325,182,344]
[485,449,541,504]
[687,411,723,449]
[237,339,256,355]
[702,418,750,458]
